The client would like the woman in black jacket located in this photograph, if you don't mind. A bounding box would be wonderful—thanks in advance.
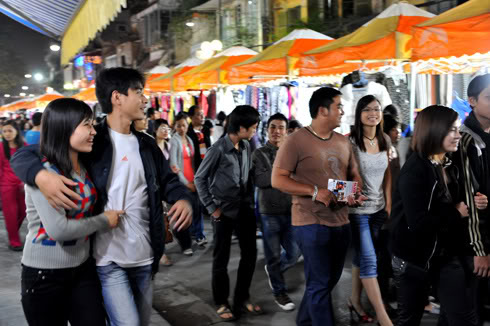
[390,105,472,325]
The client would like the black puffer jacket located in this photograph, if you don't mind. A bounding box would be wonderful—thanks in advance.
[390,153,462,268]
[11,118,192,275]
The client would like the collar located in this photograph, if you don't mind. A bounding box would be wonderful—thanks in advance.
[223,135,244,153]
[464,112,490,143]
[265,141,279,150]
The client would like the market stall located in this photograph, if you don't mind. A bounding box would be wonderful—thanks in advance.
[228,29,333,85]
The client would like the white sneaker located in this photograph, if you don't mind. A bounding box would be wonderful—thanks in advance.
[183,248,193,256]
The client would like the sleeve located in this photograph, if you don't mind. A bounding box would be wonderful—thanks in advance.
[27,186,110,241]
[398,167,460,233]
[153,142,192,205]
[459,137,487,256]
[169,137,189,185]
[10,144,43,186]
[273,136,299,172]
[252,148,272,189]
[194,145,222,214]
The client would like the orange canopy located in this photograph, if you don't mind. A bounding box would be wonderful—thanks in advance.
[0,100,31,112]
[411,0,490,61]
[296,3,434,76]
[228,29,333,84]
[0,93,63,112]
[73,87,97,102]
[147,58,203,92]
[178,46,258,90]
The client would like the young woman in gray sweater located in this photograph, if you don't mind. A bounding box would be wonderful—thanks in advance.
[20,98,123,326]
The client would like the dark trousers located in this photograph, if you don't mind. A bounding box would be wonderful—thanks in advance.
[392,255,429,326]
[294,224,351,326]
[212,206,257,307]
[437,256,478,326]
[21,258,106,326]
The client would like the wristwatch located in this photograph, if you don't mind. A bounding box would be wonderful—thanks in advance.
[312,185,318,202]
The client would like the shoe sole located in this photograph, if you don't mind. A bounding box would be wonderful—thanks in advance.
[275,300,295,311]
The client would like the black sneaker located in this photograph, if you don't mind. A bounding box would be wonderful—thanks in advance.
[274,293,295,311]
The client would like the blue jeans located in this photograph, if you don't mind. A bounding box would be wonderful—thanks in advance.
[97,263,153,326]
[350,210,387,278]
[190,193,205,240]
[261,214,301,296]
[294,224,351,326]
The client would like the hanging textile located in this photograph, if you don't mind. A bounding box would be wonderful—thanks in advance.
[199,91,209,116]
[208,90,217,119]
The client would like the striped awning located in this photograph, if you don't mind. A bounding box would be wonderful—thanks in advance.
[0,0,83,37]
[0,0,127,65]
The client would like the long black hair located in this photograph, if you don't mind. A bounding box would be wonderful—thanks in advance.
[2,120,24,159]
[40,98,93,175]
[350,95,388,152]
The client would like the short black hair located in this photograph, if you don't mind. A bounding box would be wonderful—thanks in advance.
[227,105,260,134]
[146,108,155,118]
[267,113,288,128]
[288,119,303,130]
[174,112,188,124]
[309,87,342,119]
[31,112,42,127]
[468,74,490,103]
[383,114,399,134]
[383,104,399,119]
[412,105,459,158]
[188,105,199,117]
[204,119,214,129]
[95,67,145,114]
[40,98,94,175]
[153,118,169,138]
[217,111,227,124]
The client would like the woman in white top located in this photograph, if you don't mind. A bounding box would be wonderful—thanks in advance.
[348,95,393,326]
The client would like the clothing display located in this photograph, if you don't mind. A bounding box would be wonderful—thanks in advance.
[340,81,392,135]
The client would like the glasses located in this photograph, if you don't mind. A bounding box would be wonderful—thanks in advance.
[361,108,382,113]
[158,126,170,131]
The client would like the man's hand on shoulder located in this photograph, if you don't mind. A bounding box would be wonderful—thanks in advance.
[35,170,81,210]
[168,199,193,231]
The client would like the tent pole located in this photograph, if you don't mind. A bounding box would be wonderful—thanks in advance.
[410,62,417,131]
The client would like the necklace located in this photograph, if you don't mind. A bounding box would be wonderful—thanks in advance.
[363,135,376,147]
[308,125,333,141]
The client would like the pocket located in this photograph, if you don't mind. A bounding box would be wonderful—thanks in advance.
[21,267,58,296]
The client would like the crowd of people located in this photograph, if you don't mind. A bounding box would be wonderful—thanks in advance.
[0,67,489,326]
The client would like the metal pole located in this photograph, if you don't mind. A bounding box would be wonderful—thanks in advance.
[410,62,417,131]
[218,0,222,41]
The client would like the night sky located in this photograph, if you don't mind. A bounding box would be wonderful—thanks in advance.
[0,13,53,100]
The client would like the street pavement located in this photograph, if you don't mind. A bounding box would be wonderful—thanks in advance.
[0,213,485,326]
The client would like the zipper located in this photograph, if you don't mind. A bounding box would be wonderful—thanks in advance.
[427,180,437,210]
[425,180,438,270]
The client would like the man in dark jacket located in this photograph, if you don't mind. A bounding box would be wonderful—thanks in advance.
[194,105,261,321]
[252,113,301,311]
[11,68,192,326]
[187,105,212,171]
[455,74,490,325]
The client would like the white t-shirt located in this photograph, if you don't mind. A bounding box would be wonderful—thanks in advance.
[94,128,153,268]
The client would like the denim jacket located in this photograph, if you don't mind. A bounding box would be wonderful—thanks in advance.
[194,135,253,217]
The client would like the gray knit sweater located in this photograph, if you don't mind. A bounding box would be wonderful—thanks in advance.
[21,163,110,269]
